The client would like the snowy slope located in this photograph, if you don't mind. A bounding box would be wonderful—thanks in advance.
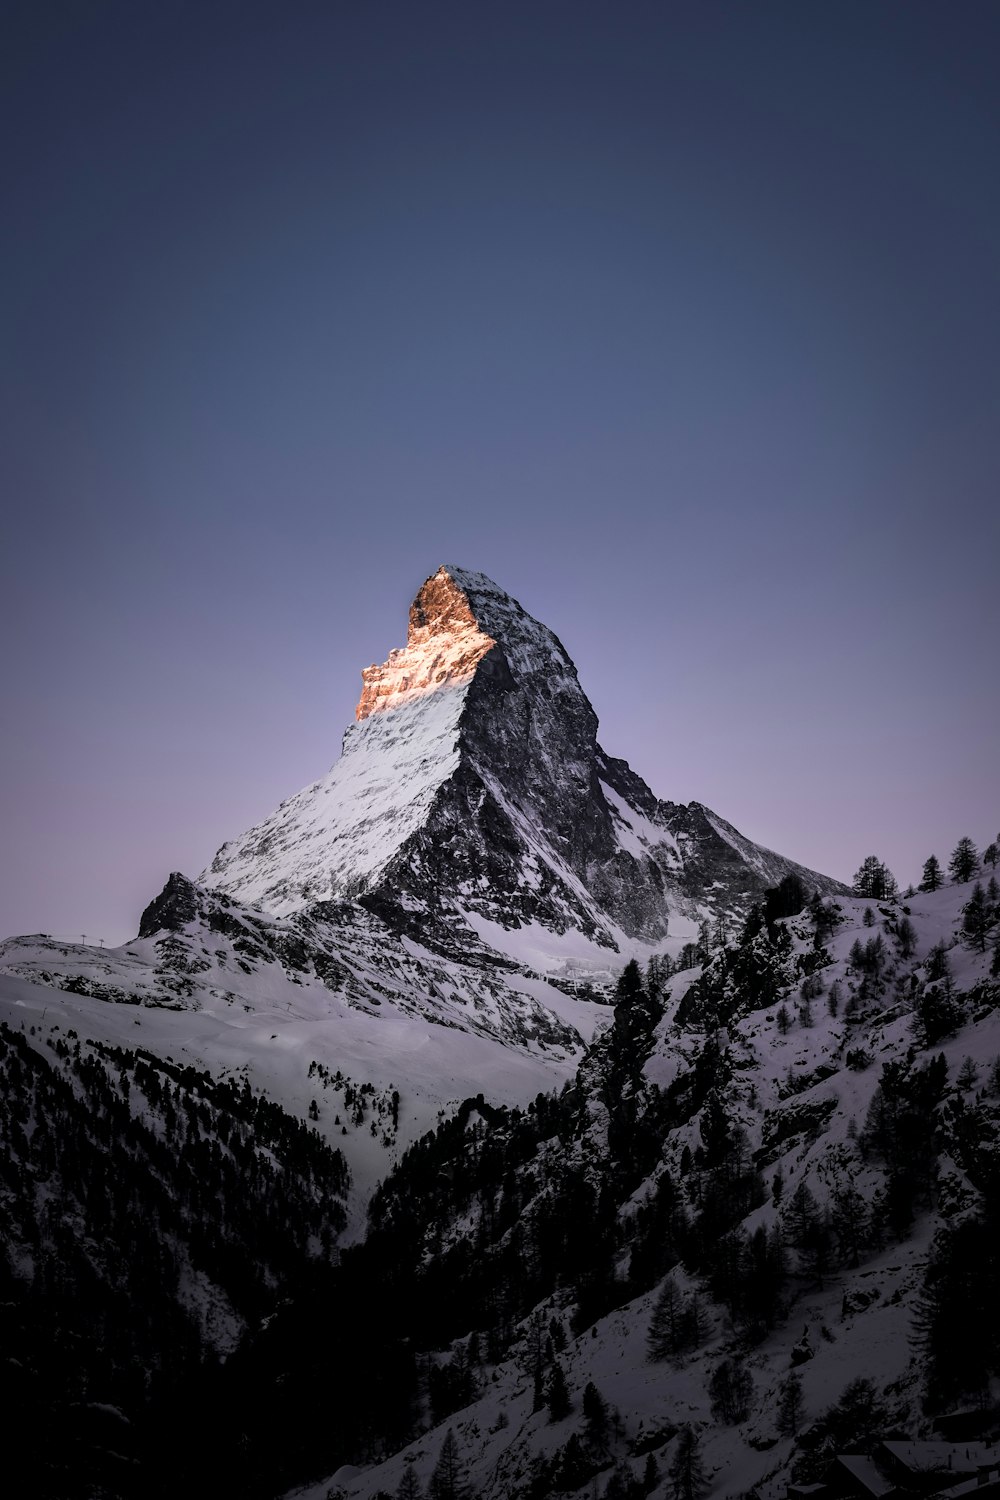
[0,874,607,1231]
[284,876,1000,1500]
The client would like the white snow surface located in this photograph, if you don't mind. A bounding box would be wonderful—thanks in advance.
[203,682,469,912]
[0,962,587,1240]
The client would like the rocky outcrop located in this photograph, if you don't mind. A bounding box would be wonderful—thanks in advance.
[356,569,497,721]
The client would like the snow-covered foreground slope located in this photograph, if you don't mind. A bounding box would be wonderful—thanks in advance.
[279,878,1000,1500]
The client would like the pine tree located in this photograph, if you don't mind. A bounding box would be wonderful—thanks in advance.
[949,837,980,884]
[926,940,951,981]
[920,854,943,892]
[776,1372,805,1436]
[853,856,898,900]
[669,1425,707,1500]
[962,883,992,952]
[985,841,999,870]
[429,1431,467,1500]
[956,1056,978,1091]
[582,1379,608,1440]
[708,1356,754,1423]
[397,1460,423,1500]
[863,906,876,928]
[896,917,917,959]
[825,1378,888,1448]
[647,1272,685,1360]
[643,1453,660,1493]
[546,1360,572,1421]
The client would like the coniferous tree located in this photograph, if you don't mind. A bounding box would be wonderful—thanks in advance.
[669,1426,707,1500]
[962,883,992,952]
[429,1431,467,1500]
[582,1380,608,1441]
[915,981,964,1047]
[956,1056,978,1091]
[824,1378,888,1448]
[984,841,999,870]
[925,940,951,981]
[949,837,980,884]
[546,1360,571,1422]
[920,854,943,892]
[896,917,917,959]
[397,1460,423,1500]
[647,1272,685,1360]
[853,856,898,900]
[707,1356,754,1424]
[776,1372,805,1436]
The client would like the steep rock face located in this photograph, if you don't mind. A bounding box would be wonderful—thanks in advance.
[203,566,846,966]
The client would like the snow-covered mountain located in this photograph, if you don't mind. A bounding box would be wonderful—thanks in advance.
[202,566,847,971]
[0,565,853,1221]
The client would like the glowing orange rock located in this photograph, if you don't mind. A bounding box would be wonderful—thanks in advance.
[356,567,497,721]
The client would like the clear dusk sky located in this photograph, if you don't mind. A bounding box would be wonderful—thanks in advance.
[3,1,998,944]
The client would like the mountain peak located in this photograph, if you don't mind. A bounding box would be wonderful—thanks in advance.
[201,566,846,967]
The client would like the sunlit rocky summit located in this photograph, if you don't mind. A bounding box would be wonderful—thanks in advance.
[204,565,845,970]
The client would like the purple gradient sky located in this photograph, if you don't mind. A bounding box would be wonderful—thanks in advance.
[2,2,998,944]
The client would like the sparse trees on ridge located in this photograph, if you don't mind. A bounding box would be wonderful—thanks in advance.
[920,854,943,892]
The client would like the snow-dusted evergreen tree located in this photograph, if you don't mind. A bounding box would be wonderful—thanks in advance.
[920,854,943,891]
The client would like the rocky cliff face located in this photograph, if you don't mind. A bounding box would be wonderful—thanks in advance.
[203,566,846,970]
